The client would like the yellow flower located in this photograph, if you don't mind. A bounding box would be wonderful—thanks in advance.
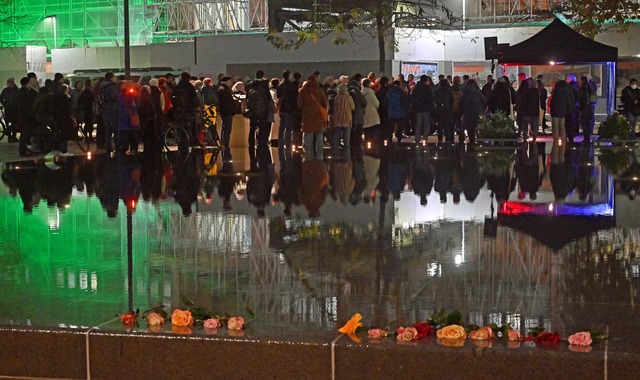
[338,313,363,335]
[436,324,467,340]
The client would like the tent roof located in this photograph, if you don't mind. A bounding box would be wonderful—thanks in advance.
[498,18,618,65]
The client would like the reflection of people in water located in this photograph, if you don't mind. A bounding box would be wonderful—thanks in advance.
[171,150,203,216]
[37,157,75,209]
[299,158,329,218]
[349,146,366,206]
[433,147,455,203]
[618,150,640,200]
[275,147,302,217]
[461,147,485,202]
[362,150,380,205]
[329,156,353,204]
[2,163,40,212]
[515,142,543,201]
[247,145,274,217]
[576,142,596,201]
[387,146,411,201]
[139,150,164,203]
[119,155,141,213]
[218,150,240,210]
[411,146,433,206]
[549,141,572,203]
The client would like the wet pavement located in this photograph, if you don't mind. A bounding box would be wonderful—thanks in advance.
[0,137,639,375]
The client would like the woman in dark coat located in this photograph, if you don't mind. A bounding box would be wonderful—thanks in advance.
[460,79,487,144]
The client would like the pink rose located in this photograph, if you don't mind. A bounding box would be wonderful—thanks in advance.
[227,316,245,330]
[396,327,419,342]
[146,312,165,326]
[508,329,523,341]
[568,332,592,346]
[368,329,386,339]
[469,326,495,340]
[204,318,221,329]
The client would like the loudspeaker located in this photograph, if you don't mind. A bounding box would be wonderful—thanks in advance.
[497,43,510,60]
[484,37,498,60]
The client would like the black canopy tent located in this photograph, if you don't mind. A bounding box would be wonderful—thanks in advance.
[497,18,618,114]
[498,18,618,65]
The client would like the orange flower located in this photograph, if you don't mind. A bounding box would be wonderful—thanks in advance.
[120,311,137,326]
[469,326,495,340]
[171,309,194,327]
[338,313,363,335]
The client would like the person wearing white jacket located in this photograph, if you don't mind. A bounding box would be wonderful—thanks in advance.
[361,78,380,146]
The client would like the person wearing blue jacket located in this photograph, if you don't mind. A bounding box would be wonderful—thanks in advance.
[385,80,408,143]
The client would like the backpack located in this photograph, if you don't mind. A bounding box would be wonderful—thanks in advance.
[246,82,268,117]
[92,92,105,116]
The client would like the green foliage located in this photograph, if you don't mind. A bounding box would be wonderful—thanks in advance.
[428,308,464,329]
[598,148,632,175]
[561,0,640,39]
[478,150,516,177]
[598,113,633,140]
[477,111,517,139]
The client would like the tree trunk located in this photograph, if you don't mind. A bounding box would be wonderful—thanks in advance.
[376,2,386,75]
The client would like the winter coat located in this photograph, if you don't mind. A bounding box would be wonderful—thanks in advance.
[386,85,408,119]
[621,85,640,115]
[348,81,367,126]
[297,79,328,133]
[549,81,575,118]
[201,85,218,106]
[331,92,354,128]
[277,80,299,114]
[410,81,434,114]
[118,90,140,131]
[53,93,76,141]
[489,81,515,115]
[217,83,236,117]
[361,86,380,128]
[101,80,119,124]
[460,85,487,120]
[521,87,542,117]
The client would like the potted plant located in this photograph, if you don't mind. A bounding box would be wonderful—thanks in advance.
[598,113,633,141]
[477,111,517,140]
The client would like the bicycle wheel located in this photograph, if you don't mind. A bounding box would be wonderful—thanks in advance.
[0,119,6,141]
[164,125,190,151]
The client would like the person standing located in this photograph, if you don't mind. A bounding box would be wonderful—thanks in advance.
[549,74,575,144]
[217,76,236,150]
[277,70,298,148]
[578,75,596,140]
[433,79,454,143]
[621,78,640,135]
[410,75,434,143]
[330,83,355,156]
[348,79,367,146]
[385,80,408,143]
[361,78,380,146]
[460,79,487,144]
[101,72,120,153]
[17,77,37,156]
[537,79,548,134]
[77,79,94,143]
[0,77,19,142]
[245,70,274,146]
[118,83,141,154]
[298,75,328,159]
[520,78,541,141]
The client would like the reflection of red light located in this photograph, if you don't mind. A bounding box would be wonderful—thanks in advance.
[129,199,136,210]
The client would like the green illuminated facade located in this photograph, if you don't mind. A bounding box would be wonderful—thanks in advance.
[0,0,151,49]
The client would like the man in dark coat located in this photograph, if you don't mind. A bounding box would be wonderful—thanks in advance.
[410,75,434,143]
[217,76,236,149]
[0,77,19,142]
[621,78,640,134]
[549,74,575,145]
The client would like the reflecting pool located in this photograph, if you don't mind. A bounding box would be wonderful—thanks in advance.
[0,142,639,351]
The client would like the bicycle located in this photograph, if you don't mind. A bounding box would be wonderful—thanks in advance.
[72,117,93,153]
[198,105,222,148]
[163,122,191,152]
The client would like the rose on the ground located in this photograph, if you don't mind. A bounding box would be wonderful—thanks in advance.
[568,332,592,346]
[146,312,165,326]
[412,322,433,338]
[171,309,194,327]
[468,326,495,340]
[436,325,467,340]
[396,327,419,342]
[227,316,245,330]
[368,328,386,339]
[204,318,221,329]
[508,329,523,341]
[535,332,560,344]
[120,311,137,326]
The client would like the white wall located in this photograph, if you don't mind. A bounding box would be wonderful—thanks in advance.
[52,46,151,73]
[0,46,41,86]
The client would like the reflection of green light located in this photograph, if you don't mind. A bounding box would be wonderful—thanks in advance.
[0,193,172,327]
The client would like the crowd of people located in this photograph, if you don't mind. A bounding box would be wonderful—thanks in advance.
[0,69,613,161]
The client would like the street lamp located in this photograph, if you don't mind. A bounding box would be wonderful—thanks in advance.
[45,14,57,50]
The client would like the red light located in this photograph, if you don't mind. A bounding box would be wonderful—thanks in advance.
[129,199,137,210]
[129,88,135,94]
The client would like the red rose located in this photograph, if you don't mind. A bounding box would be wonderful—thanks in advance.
[412,322,433,338]
[120,311,137,326]
[535,332,560,344]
